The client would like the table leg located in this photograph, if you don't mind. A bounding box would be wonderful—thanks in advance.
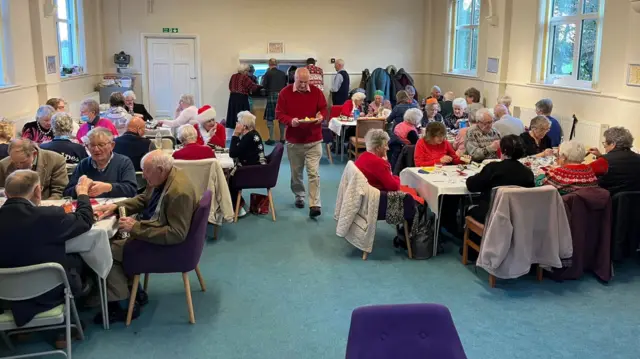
[433,195,445,257]
[340,126,346,161]
[102,277,110,330]
[97,274,107,330]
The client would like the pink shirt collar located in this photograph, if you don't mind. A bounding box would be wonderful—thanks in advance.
[293,84,311,93]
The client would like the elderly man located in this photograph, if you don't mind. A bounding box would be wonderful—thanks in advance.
[465,108,502,162]
[0,170,94,327]
[262,58,288,145]
[77,98,118,142]
[93,150,198,323]
[64,128,137,198]
[429,85,443,102]
[21,105,55,144]
[0,139,67,199]
[40,112,88,164]
[114,116,156,171]
[535,98,562,147]
[493,104,524,137]
[276,67,327,218]
[330,59,350,105]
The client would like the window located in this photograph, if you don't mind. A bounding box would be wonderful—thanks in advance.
[450,0,481,74]
[55,0,84,75]
[541,0,603,88]
[0,0,8,86]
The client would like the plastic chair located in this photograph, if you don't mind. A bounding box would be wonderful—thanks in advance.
[230,143,284,222]
[122,191,212,325]
[348,119,386,159]
[0,263,84,359]
[345,304,467,359]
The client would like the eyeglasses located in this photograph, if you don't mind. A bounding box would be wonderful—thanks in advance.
[87,142,112,150]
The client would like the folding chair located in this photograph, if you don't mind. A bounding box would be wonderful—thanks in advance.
[0,263,84,358]
[348,118,386,159]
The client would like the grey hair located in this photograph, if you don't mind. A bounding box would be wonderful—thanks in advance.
[123,90,136,100]
[180,94,195,106]
[8,139,37,156]
[237,63,250,73]
[335,59,345,66]
[475,108,492,123]
[141,150,174,172]
[81,99,100,115]
[604,126,634,150]
[351,92,366,102]
[530,115,551,129]
[36,105,55,123]
[431,85,441,93]
[177,124,198,143]
[559,140,586,163]
[237,111,256,129]
[87,127,114,143]
[403,108,423,125]
[468,108,479,124]
[443,91,455,101]
[498,95,512,107]
[51,112,74,136]
[364,129,389,152]
[4,170,40,198]
[405,85,416,96]
[535,98,553,115]
[452,97,467,110]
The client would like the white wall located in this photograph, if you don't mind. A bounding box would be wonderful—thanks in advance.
[424,0,640,142]
[100,0,428,117]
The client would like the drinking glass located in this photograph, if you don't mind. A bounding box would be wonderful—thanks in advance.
[435,163,444,174]
[62,196,73,213]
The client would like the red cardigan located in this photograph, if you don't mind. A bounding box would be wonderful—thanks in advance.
[172,143,215,160]
[340,100,364,117]
[414,139,461,167]
[275,84,327,144]
[354,151,400,192]
[194,123,226,148]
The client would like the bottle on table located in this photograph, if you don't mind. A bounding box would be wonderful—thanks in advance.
[354,109,360,121]
[155,132,162,149]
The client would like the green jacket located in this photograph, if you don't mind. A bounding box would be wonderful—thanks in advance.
[0,148,68,200]
[117,167,197,245]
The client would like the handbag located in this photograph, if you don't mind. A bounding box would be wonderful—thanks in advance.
[249,193,270,215]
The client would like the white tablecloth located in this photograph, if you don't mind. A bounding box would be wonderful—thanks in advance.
[215,153,234,169]
[400,166,478,217]
[329,117,356,135]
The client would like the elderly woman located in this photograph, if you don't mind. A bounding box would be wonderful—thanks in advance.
[172,124,215,160]
[444,98,468,130]
[0,119,15,160]
[394,108,422,145]
[367,90,392,117]
[415,121,467,166]
[157,94,199,128]
[465,108,501,162]
[46,97,66,112]
[422,100,443,127]
[497,95,512,115]
[464,87,482,116]
[386,90,418,126]
[341,92,366,117]
[226,64,261,139]
[542,140,598,195]
[105,92,133,135]
[40,113,88,164]
[453,108,479,155]
[21,105,55,144]
[229,111,266,167]
[588,126,640,195]
[76,99,118,142]
[194,105,226,149]
[429,85,443,101]
[123,90,153,122]
[520,116,554,157]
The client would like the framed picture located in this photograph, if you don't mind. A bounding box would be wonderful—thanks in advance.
[487,57,499,74]
[46,55,56,74]
[268,42,284,54]
[626,64,640,87]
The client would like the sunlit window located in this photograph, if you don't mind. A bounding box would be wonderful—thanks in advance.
[55,0,83,74]
[450,0,480,74]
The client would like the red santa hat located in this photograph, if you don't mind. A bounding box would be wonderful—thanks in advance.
[196,105,216,123]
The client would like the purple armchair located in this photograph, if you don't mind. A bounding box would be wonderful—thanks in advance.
[122,190,212,326]
[230,143,284,222]
[345,304,468,359]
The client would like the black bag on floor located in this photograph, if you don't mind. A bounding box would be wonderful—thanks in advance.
[395,204,437,259]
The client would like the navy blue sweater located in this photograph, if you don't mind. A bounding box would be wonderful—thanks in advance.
[63,153,137,198]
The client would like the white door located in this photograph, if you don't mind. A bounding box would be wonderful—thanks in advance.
[146,37,198,118]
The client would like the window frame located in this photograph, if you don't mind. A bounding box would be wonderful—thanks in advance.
[55,0,84,75]
[448,0,481,75]
[540,0,604,89]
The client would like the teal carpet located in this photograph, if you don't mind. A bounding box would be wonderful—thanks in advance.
[3,146,640,358]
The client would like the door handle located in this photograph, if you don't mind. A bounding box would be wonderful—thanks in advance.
[190,77,197,80]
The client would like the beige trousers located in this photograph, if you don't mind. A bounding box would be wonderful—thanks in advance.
[287,141,322,207]
[106,239,131,302]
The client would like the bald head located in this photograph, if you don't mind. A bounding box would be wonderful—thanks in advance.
[5,169,41,203]
[494,104,508,119]
[127,116,146,135]
[294,68,310,92]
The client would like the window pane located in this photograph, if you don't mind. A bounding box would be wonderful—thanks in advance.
[470,28,478,71]
[583,0,599,14]
[456,0,473,26]
[454,28,471,71]
[578,19,597,81]
[57,22,72,66]
[472,0,481,25]
[552,0,578,17]
[550,23,575,75]
[56,0,68,20]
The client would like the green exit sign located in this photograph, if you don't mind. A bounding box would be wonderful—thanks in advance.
[162,28,179,33]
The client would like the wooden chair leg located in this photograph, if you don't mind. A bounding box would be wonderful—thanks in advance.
[234,190,242,223]
[195,265,206,292]
[325,144,333,164]
[488,274,496,288]
[268,189,276,222]
[126,275,140,326]
[362,252,368,260]
[536,266,544,282]
[182,273,195,324]
[143,273,149,291]
[462,227,469,265]
[213,224,219,240]
[404,221,413,259]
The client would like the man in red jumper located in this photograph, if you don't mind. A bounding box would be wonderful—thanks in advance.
[276,68,327,218]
